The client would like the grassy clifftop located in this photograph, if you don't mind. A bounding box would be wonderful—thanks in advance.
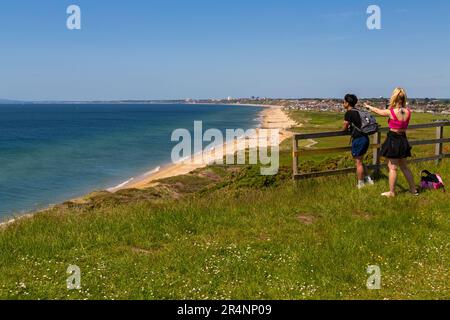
[0,111,448,300]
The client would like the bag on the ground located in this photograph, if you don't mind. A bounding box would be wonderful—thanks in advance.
[354,108,379,135]
[420,170,445,192]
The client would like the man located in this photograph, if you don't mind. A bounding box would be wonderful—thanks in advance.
[342,94,374,189]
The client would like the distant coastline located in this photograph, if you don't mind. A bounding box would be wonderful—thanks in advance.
[2,98,449,115]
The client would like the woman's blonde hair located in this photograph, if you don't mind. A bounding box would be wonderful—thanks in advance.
[390,87,407,109]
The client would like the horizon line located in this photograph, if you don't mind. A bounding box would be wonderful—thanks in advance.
[2,97,450,104]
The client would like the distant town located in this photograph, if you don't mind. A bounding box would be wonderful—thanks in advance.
[187,97,450,115]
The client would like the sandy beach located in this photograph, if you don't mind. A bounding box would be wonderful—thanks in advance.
[111,104,297,191]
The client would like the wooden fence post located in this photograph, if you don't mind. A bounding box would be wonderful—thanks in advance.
[436,125,444,165]
[293,136,299,180]
[372,130,381,177]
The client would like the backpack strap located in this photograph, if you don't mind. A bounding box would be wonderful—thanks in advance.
[347,109,361,134]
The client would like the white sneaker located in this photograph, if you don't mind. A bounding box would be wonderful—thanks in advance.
[365,176,375,185]
[357,181,366,189]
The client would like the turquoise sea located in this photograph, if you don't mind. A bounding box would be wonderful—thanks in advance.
[0,104,263,219]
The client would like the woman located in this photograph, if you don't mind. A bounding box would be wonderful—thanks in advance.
[364,87,418,197]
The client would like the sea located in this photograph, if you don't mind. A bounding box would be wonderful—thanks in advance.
[0,103,263,219]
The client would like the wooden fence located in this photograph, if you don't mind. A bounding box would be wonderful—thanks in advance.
[292,121,450,180]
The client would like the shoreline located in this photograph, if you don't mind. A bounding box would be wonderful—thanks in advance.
[110,104,296,191]
[0,104,297,227]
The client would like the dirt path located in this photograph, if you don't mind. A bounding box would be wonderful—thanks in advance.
[304,139,318,149]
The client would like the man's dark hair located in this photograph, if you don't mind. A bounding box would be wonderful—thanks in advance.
[344,94,358,107]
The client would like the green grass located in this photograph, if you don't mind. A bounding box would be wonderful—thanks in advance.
[0,111,448,300]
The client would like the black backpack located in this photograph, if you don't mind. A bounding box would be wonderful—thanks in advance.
[353,108,379,136]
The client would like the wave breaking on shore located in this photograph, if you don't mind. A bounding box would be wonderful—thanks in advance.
[106,166,162,192]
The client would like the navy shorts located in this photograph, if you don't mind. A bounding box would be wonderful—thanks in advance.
[351,136,370,158]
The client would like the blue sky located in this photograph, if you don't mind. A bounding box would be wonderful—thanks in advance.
[0,0,449,100]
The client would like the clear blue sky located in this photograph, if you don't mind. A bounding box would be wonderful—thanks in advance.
[1,0,449,100]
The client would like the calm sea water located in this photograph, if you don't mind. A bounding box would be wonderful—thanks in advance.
[0,104,263,219]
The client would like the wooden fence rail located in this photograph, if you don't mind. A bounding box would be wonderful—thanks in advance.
[293,121,450,180]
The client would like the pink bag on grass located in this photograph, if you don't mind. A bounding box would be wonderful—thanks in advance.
[420,170,445,191]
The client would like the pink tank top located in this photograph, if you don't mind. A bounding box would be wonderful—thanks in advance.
[389,108,411,130]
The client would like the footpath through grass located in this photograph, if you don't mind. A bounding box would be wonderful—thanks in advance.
[0,111,448,300]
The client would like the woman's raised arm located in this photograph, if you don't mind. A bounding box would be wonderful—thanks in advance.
[363,102,391,117]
